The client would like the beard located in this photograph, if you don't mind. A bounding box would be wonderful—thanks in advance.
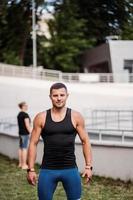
[53,101,66,109]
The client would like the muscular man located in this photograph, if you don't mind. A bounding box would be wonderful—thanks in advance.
[27,82,92,200]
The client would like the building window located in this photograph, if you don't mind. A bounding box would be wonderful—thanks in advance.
[124,60,133,73]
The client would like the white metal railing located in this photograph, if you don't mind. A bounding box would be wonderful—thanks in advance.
[0,63,79,82]
[85,109,133,144]
[1,63,133,83]
[0,114,133,145]
[88,128,133,144]
[85,109,133,130]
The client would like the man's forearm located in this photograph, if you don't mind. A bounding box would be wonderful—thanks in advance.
[28,142,37,169]
[82,140,92,166]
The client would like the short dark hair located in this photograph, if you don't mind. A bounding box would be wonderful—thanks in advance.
[18,101,26,109]
[50,82,67,94]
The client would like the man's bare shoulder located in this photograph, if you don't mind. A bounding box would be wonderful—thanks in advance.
[71,109,83,120]
[33,111,46,126]
[35,111,46,119]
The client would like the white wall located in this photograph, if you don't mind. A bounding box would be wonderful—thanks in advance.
[109,40,133,74]
[109,40,133,82]
[0,133,133,181]
[83,40,133,82]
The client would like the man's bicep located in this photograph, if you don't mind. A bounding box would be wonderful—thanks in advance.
[76,113,88,140]
[30,118,42,144]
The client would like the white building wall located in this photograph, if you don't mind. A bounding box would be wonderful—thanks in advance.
[109,40,133,73]
[83,40,133,82]
[109,40,133,82]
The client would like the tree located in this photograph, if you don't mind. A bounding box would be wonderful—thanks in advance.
[0,0,132,70]
[0,1,32,65]
[121,1,133,40]
[0,0,43,65]
[76,0,133,44]
[38,0,92,72]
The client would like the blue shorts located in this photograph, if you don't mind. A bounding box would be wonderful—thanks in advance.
[19,135,29,149]
[38,168,81,200]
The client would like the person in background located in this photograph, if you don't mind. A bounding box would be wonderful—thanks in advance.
[17,101,31,169]
[27,83,93,200]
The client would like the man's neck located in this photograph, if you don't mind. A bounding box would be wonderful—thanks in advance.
[51,107,67,122]
[51,107,66,114]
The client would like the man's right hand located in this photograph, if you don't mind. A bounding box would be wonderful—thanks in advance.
[27,171,37,186]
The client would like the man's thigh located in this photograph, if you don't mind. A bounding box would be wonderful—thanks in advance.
[61,168,81,200]
[38,169,58,200]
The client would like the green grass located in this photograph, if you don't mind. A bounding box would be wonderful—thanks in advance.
[0,154,133,200]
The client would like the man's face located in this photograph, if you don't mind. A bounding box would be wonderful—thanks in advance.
[50,88,68,109]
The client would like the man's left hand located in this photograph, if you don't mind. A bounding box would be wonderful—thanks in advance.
[82,169,92,184]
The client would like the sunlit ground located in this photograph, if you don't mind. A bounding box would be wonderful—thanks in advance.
[0,154,133,200]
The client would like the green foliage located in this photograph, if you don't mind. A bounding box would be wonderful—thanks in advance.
[0,1,32,65]
[76,0,133,44]
[121,9,133,40]
[3,51,21,65]
[39,0,93,72]
[0,0,132,71]
[38,0,133,72]
[0,0,43,66]
[121,24,133,40]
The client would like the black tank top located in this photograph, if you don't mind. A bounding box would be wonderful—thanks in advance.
[41,108,77,169]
